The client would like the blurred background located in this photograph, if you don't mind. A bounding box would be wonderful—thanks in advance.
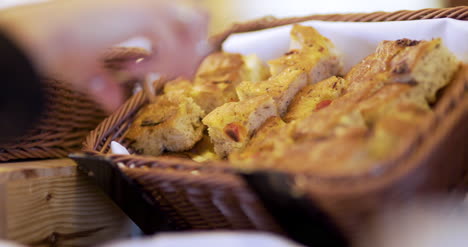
[1,0,466,33]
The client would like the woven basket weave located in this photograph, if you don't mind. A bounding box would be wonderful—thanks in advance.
[0,47,148,162]
[83,7,468,236]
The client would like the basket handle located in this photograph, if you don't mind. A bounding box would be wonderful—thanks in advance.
[240,171,349,247]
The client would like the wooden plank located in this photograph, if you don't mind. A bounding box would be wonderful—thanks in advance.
[0,183,5,238]
[0,159,135,246]
[0,159,77,183]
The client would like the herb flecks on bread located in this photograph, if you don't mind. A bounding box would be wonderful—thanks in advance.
[237,67,308,116]
[125,27,460,176]
[284,76,348,122]
[126,95,205,156]
[232,38,459,175]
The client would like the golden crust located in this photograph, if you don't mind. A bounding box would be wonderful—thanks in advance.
[284,76,348,122]
[345,38,459,102]
[163,78,193,98]
[268,25,342,80]
[195,52,245,83]
[192,52,270,113]
[237,67,308,116]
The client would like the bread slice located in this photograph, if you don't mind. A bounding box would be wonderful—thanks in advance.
[345,38,459,102]
[202,95,278,157]
[388,38,459,102]
[192,52,270,113]
[163,78,193,98]
[195,52,245,84]
[195,52,269,83]
[126,95,205,156]
[284,76,348,122]
[345,40,409,86]
[229,116,293,166]
[236,67,308,116]
[268,25,342,82]
[163,77,235,116]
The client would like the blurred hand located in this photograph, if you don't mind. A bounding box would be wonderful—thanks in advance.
[0,0,210,112]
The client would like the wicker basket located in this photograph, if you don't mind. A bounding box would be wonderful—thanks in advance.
[0,47,148,162]
[83,7,468,237]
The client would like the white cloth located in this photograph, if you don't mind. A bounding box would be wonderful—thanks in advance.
[111,141,130,155]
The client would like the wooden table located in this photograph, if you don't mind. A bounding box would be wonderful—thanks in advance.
[0,159,135,246]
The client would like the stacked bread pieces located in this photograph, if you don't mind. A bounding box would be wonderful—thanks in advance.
[204,24,343,157]
[128,51,270,156]
[232,38,459,175]
[125,24,459,176]
[236,24,343,116]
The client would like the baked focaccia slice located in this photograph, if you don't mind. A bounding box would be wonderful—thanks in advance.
[126,95,205,156]
[346,38,459,102]
[290,38,459,141]
[284,76,348,122]
[236,67,307,116]
[195,52,245,83]
[229,116,293,167]
[202,95,278,157]
[163,78,193,98]
[388,38,459,102]
[192,52,270,113]
[268,24,342,82]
